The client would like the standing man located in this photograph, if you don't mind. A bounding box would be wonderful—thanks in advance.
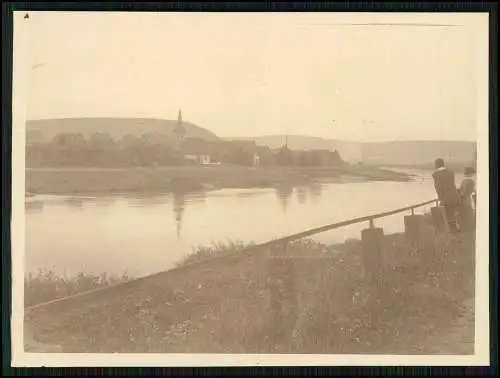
[432,158,460,233]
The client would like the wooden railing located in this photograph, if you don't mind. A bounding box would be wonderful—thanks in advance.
[258,198,438,249]
[25,197,439,314]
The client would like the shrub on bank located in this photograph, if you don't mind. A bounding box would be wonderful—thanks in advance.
[24,269,132,308]
[176,240,253,267]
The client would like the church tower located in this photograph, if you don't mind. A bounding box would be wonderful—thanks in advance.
[173,109,186,147]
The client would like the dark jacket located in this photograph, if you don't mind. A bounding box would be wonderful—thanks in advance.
[432,168,460,206]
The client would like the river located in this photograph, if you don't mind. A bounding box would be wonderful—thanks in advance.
[24,169,465,278]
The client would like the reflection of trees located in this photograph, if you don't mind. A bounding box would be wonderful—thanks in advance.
[295,186,308,205]
[131,195,169,208]
[309,182,323,202]
[172,191,186,239]
[275,184,294,214]
[64,197,84,209]
[94,197,115,207]
[186,191,207,205]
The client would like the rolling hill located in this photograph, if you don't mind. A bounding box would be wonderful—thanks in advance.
[26,118,476,167]
[26,118,220,142]
[360,140,476,167]
[228,135,476,167]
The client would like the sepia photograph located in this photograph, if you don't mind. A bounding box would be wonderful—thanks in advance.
[11,11,490,366]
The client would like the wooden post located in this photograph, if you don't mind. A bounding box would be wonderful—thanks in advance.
[404,212,422,244]
[361,224,384,286]
[431,206,444,232]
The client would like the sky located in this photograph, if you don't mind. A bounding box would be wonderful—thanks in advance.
[21,12,487,142]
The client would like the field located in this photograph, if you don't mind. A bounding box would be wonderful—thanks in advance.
[25,165,410,196]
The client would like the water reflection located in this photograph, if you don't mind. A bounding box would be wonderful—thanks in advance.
[275,184,294,214]
[128,195,170,208]
[26,173,440,278]
[63,197,85,209]
[185,191,207,205]
[172,191,186,240]
[25,200,44,213]
[309,182,323,203]
[296,186,308,205]
[93,197,116,207]
[236,190,267,200]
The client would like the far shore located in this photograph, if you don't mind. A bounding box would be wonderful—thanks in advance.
[371,162,475,172]
[25,165,411,196]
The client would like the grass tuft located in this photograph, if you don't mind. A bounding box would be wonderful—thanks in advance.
[24,269,132,307]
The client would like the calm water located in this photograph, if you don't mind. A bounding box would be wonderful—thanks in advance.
[25,170,463,278]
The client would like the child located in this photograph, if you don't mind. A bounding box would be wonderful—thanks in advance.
[459,167,476,233]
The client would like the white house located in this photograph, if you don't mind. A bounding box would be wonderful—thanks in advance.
[184,153,211,165]
[253,152,260,166]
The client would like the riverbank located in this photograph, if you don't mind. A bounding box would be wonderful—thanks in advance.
[374,162,474,172]
[25,165,410,196]
[25,218,475,354]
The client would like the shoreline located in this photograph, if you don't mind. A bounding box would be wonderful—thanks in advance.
[25,165,411,197]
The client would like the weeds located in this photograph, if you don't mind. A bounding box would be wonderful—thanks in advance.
[176,240,253,267]
[24,269,132,307]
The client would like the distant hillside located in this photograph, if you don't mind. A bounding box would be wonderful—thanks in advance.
[228,135,476,166]
[26,118,220,142]
[361,140,476,167]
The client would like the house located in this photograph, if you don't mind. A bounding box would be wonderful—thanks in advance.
[181,137,214,165]
[184,153,211,165]
[253,152,260,166]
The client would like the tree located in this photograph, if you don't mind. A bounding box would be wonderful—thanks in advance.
[88,133,116,166]
[254,146,274,166]
[47,133,88,166]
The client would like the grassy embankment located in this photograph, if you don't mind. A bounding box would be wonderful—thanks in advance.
[25,165,410,196]
[24,241,248,308]
[25,214,475,354]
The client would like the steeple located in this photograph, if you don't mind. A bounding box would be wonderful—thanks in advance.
[173,109,186,142]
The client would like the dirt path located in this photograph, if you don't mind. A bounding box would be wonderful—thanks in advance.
[418,297,475,355]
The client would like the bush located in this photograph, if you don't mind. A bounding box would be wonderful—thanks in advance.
[24,269,132,307]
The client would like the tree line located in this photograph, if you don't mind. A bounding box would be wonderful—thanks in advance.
[26,132,345,168]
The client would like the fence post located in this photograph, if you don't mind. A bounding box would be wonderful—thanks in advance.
[361,219,384,286]
[404,207,422,244]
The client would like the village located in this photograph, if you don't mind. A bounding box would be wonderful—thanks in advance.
[26,110,346,169]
